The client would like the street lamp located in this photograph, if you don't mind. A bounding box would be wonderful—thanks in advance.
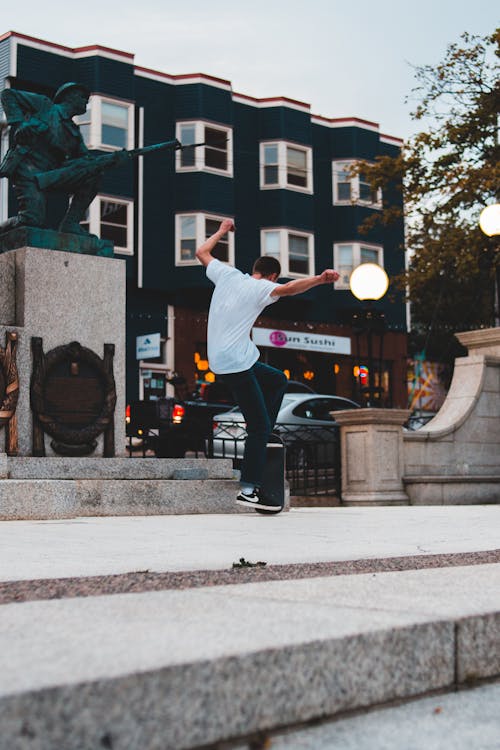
[349,263,389,407]
[478,203,500,327]
[479,204,500,237]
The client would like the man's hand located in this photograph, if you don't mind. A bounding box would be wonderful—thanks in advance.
[271,268,341,297]
[196,218,235,267]
[219,219,235,234]
[319,269,340,284]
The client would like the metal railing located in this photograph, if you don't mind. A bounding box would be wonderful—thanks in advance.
[208,421,341,497]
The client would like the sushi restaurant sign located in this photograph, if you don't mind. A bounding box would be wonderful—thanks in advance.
[252,327,351,355]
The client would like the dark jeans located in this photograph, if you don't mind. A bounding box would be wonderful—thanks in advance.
[221,362,288,488]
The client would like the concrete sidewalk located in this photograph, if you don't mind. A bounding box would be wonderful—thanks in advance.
[1,505,499,581]
[0,505,499,750]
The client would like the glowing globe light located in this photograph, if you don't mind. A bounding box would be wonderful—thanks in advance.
[479,204,500,237]
[349,263,389,301]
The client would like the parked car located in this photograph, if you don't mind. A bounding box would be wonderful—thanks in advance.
[126,380,321,458]
[126,398,188,457]
[210,393,360,463]
[181,378,316,454]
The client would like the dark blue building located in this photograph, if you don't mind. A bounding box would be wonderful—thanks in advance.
[0,31,408,406]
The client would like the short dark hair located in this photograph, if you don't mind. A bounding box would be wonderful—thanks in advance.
[253,255,281,278]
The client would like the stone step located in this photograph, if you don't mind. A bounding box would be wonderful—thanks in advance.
[5,456,235,480]
[0,478,245,520]
[0,564,498,750]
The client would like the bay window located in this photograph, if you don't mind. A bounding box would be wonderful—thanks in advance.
[260,142,312,192]
[261,228,314,276]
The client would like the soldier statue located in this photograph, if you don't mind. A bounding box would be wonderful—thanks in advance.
[0,82,184,239]
[0,82,98,235]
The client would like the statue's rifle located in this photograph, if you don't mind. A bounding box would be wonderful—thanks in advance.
[34,138,208,191]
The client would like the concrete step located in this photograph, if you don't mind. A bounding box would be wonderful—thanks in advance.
[0,564,498,750]
[5,456,235,480]
[0,456,245,520]
[265,682,500,750]
[0,477,245,520]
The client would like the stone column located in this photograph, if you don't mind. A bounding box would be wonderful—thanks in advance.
[335,408,410,506]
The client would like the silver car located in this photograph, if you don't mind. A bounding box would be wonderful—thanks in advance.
[209,393,360,463]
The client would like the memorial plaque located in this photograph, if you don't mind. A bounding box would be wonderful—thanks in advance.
[31,338,116,456]
[44,363,104,427]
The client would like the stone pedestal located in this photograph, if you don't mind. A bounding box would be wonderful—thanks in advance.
[335,408,411,506]
[0,246,126,456]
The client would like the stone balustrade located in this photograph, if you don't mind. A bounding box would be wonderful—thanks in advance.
[335,327,500,505]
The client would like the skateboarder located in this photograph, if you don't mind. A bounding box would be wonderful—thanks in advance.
[196,219,340,512]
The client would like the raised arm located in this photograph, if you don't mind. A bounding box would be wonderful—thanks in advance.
[270,269,340,297]
[195,219,235,267]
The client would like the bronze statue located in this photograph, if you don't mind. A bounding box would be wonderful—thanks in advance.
[0,83,99,235]
[0,82,184,238]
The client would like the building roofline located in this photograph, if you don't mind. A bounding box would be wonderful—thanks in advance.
[0,30,135,61]
[1,30,403,142]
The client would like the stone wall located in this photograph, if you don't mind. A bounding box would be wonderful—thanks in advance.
[403,328,500,504]
[334,328,500,505]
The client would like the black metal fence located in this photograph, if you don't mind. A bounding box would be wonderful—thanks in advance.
[208,422,341,497]
[126,421,342,497]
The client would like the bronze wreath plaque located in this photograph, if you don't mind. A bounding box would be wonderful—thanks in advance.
[0,331,20,455]
[30,338,116,457]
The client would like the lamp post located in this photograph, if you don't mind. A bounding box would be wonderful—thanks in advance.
[349,263,389,407]
[479,203,500,327]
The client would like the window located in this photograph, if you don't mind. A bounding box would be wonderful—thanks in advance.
[333,243,384,289]
[81,196,134,255]
[332,160,382,208]
[176,213,235,265]
[260,142,312,192]
[74,96,134,151]
[292,398,339,421]
[176,121,233,176]
[261,228,314,277]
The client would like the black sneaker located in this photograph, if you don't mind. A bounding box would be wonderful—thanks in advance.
[236,487,280,512]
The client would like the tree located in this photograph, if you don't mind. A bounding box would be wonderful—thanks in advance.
[353,28,500,361]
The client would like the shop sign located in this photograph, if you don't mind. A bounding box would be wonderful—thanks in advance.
[252,327,351,355]
[136,333,161,360]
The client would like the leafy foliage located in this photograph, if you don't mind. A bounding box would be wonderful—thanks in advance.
[353,28,500,359]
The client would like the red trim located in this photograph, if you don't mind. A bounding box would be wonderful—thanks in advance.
[233,91,259,103]
[311,113,332,123]
[1,31,134,59]
[380,133,404,145]
[0,30,73,52]
[259,96,310,109]
[74,44,134,59]
[135,65,175,81]
[172,72,231,86]
[233,92,310,109]
[136,67,231,86]
[329,116,379,128]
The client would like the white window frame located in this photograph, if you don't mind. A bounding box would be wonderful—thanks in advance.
[75,95,134,151]
[85,195,134,256]
[175,120,233,177]
[332,159,382,209]
[175,213,235,266]
[333,242,384,289]
[260,141,313,193]
[261,228,315,278]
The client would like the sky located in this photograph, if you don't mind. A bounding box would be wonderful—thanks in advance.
[1,0,498,140]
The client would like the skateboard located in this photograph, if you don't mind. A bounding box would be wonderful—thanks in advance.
[255,433,285,514]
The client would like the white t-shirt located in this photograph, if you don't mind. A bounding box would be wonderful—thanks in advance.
[206,258,279,374]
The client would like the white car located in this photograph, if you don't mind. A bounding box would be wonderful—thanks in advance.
[209,393,360,463]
